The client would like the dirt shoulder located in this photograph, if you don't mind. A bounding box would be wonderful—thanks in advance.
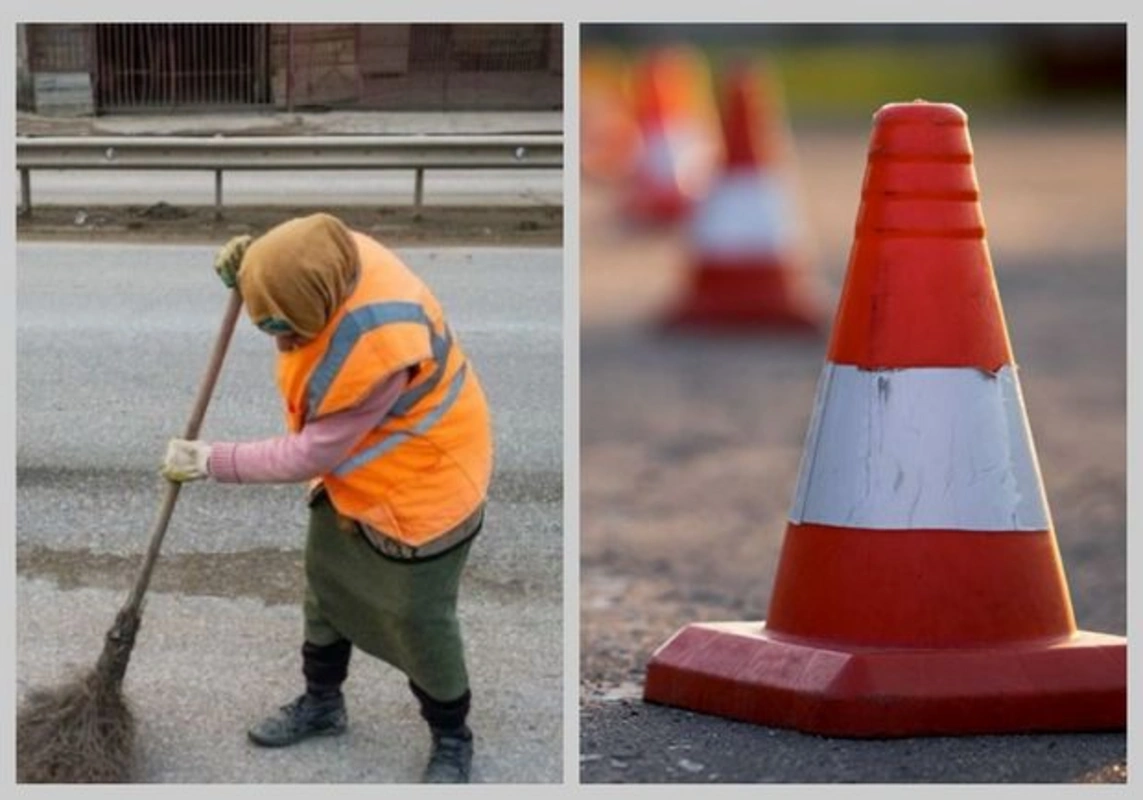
[17,203,563,247]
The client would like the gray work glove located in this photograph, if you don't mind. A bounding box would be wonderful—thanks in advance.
[161,438,212,483]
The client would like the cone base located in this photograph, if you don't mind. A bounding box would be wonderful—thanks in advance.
[643,621,1126,737]
[663,261,824,333]
[624,187,692,226]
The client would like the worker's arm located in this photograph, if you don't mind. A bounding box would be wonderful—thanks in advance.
[163,369,410,484]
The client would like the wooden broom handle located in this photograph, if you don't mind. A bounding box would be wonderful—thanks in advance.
[121,289,244,615]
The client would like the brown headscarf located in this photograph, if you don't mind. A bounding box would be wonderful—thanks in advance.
[238,213,360,340]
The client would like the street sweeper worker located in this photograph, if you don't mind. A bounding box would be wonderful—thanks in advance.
[159,212,493,784]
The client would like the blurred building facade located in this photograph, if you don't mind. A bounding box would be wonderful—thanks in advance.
[17,23,564,115]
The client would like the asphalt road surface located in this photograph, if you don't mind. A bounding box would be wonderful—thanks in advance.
[16,242,563,783]
[18,169,562,209]
[579,118,1128,783]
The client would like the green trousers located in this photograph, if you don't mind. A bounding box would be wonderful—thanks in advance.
[303,493,473,702]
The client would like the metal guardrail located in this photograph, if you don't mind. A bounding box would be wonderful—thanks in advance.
[16,134,564,217]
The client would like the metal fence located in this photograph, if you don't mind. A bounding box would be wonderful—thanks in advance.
[22,23,562,113]
[95,24,270,110]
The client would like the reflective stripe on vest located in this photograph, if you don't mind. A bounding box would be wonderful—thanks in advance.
[333,363,469,477]
[389,325,453,418]
[306,300,452,422]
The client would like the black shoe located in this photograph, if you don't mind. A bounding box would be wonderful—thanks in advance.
[422,727,473,783]
[247,693,347,748]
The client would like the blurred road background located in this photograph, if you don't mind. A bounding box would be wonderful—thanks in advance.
[579,23,1127,783]
[14,23,564,784]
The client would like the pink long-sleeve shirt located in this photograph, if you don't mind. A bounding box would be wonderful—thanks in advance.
[208,370,410,484]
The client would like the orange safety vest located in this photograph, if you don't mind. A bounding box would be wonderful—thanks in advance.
[275,232,493,550]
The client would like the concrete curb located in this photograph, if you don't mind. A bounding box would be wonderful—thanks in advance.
[17,111,565,138]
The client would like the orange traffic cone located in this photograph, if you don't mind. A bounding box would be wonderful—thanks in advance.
[580,47,641,183]
[623,45,720,225]
[644,100,1126,736]
[664,64,823,331]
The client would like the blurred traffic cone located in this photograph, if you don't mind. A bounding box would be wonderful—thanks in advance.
[623,45,720,225]
[581,47,641,183]
[664,63,824,331]
[644,101,1126,736]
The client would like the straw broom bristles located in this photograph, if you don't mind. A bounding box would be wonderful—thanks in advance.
[16,607,141,783]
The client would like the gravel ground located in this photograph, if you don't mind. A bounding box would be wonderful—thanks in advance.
[17,204,563,248]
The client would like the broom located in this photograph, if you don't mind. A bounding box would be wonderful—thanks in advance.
[17,289,244,783]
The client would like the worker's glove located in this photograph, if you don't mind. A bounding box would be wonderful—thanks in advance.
[213,234,254,289]
[161,439,212,483]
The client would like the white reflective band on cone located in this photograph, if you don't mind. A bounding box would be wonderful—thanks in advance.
[640,124,711,194]
[639,132,678,185]
[690,171,795,257]
[789,363,1052,531]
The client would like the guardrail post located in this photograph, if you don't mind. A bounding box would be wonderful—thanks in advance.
[214,169,223,221]
[20,168,31,217]
[414,168,425,210]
